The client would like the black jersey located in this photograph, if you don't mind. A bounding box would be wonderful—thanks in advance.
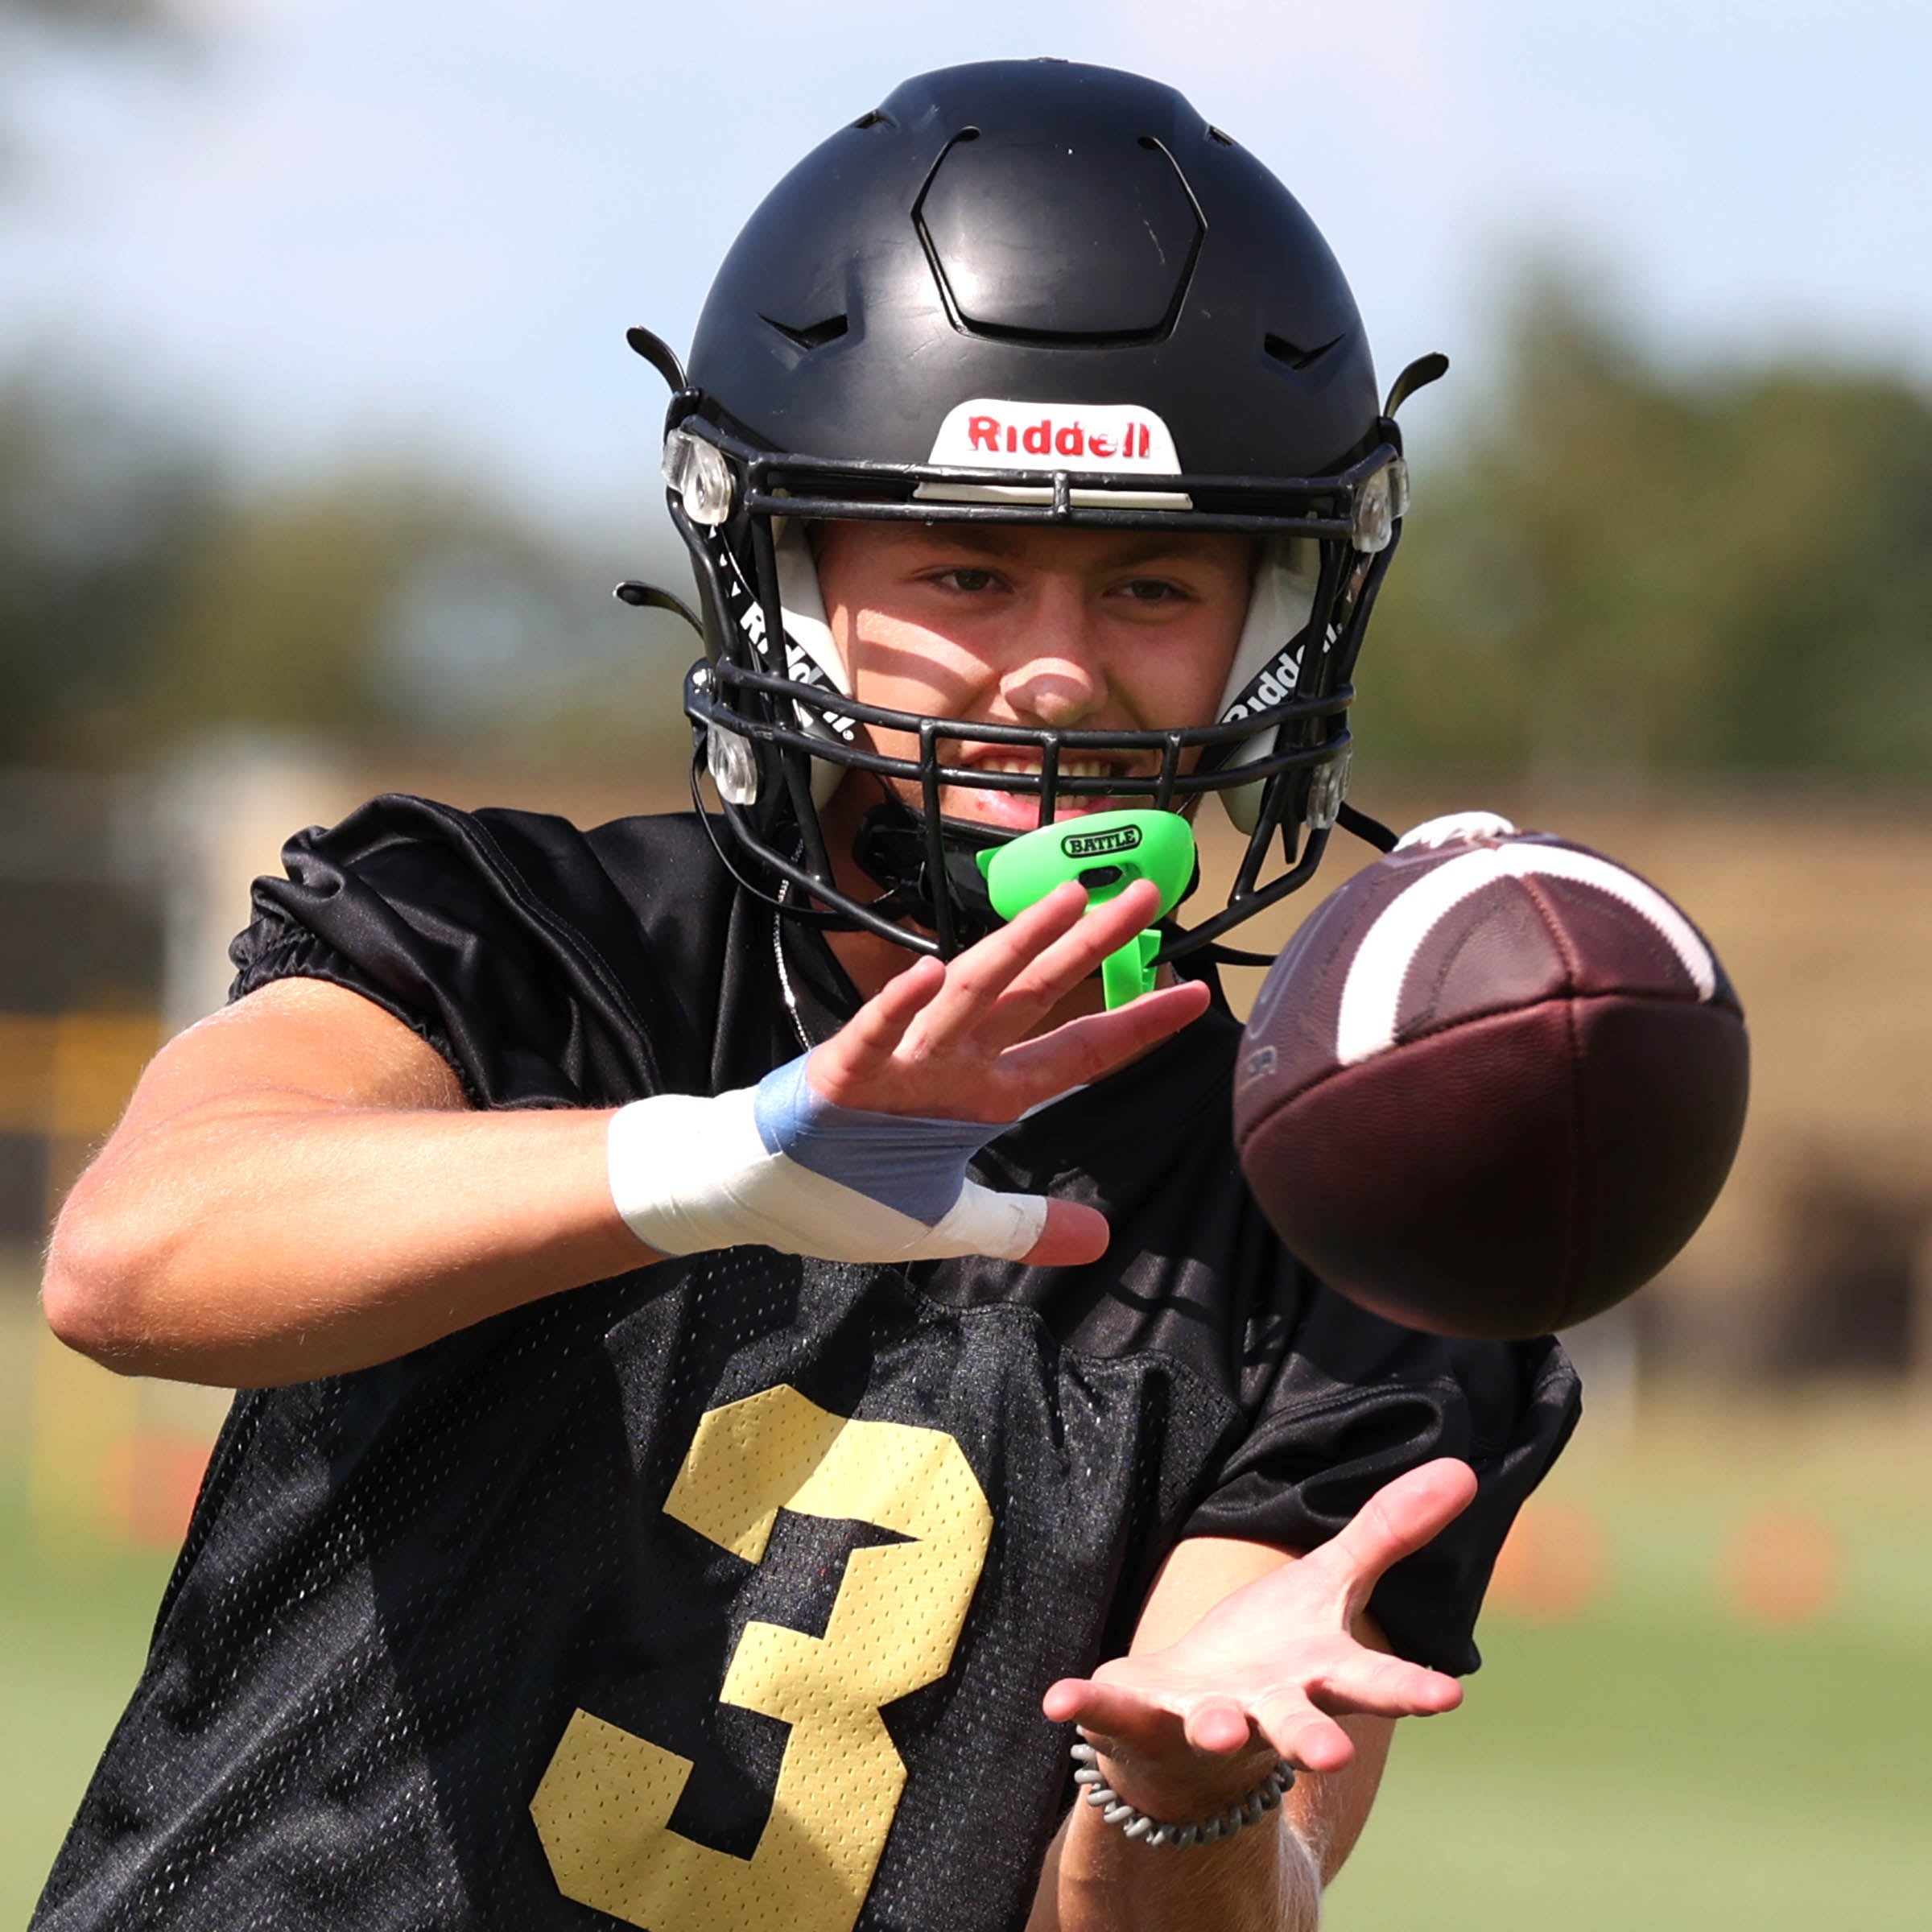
[35,797,1579,1932]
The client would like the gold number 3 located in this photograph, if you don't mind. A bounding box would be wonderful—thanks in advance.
[531,1385,993,1932]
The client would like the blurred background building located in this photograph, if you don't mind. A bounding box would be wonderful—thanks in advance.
[2,3,1929,1930]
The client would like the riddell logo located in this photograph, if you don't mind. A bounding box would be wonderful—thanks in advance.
[927,399,1181,474]
[1221,643,1307,723]
[966,415,1154,462]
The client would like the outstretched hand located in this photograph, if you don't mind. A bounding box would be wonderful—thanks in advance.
[1042,1459,1480,1810]
[807,879,1210,1265]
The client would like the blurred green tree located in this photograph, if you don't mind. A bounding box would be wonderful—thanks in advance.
[0,0,180,179]
[0,0,694,777]
[1,0,171,23]
[1363,275,1932,786]
[0,377,217,762]
[0,410,683,769]
[138,472,682,764]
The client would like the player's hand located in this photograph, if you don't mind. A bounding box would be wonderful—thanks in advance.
[1041,1459,1478,1817]
[807,879,1210,1265]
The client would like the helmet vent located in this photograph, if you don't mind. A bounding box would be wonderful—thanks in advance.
[762,312,851,352]
[1206,125,1236,147]
[1265,331,1345,373]
[915,124,1201,344]
[851,109,897,131]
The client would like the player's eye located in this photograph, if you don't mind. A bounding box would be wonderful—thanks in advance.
[1113,577,1191,605]
[928,566,1005,594]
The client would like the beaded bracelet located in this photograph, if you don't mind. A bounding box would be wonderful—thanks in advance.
[1071,1740,1296,1850]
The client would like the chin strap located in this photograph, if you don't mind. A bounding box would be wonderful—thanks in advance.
[1337,801,1399,853]
[848,799,1008,942]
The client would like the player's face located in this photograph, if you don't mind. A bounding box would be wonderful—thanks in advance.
[813,521,1253,831]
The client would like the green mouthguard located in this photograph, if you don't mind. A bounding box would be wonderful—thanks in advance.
[976,808,1198,1009]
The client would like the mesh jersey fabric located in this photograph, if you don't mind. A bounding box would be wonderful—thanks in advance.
[33,797,1580,1932]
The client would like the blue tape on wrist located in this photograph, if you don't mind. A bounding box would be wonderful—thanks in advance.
[751,1054,1003,1227]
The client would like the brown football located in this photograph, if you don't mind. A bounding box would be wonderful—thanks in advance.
[1232,814,1749,1340]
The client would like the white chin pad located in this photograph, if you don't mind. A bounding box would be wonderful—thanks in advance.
[1216,539,1319,834]
[773,521,853,808]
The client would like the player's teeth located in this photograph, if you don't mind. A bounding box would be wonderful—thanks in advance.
[976,757,1124,778]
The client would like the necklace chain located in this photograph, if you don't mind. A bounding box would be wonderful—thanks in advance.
[770,891,817,1054]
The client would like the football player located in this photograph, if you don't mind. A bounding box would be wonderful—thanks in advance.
[35,60,1579,1932]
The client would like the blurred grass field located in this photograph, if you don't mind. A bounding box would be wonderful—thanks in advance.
[4,1290,1930,1930]
[1328,1393,1932,1930]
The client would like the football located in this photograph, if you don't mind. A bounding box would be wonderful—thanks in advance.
[1232,813,1749,1340]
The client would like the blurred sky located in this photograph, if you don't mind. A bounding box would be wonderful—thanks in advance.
[2,0,1930,529]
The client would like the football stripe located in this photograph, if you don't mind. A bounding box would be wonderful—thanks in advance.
[1335,844,1718,1067]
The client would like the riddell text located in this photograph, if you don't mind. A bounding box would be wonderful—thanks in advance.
[967,417,1154,460]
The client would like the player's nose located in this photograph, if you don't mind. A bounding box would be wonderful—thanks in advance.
[997,581,1113,728]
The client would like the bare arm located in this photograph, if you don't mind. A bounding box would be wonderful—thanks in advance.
[40,978,646,1385]
[1027,1461,1479,1932]
[43,878,1204,1388]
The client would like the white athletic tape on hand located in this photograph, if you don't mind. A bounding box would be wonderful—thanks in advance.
[606,1054,1051,1265]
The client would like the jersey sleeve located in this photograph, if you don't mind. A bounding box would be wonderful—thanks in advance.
[226,794,700,1110]
[1179,1284,1582,1674]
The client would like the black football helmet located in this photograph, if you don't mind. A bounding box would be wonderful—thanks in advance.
[625,58,1439,962]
